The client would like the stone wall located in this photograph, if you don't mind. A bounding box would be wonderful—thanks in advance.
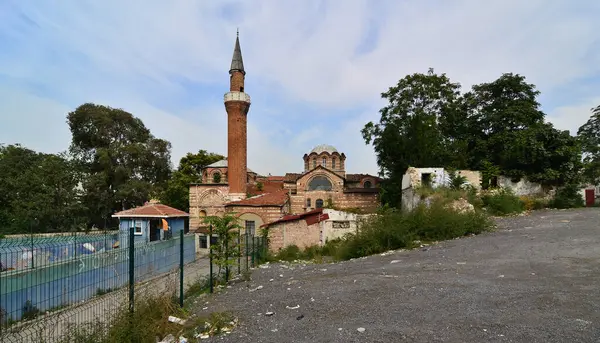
[227,205,286,232]
[189,185,230,229]
[498,176,543,196]
[267,220,321,252]
[322,209,357,241]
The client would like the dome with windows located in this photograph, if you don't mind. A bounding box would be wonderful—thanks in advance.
[310,144,338,154]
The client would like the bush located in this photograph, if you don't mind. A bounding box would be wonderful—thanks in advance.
[332,200,492,261]
[481,188,524,215]
[551,184,584,209]
[519,196,548,211]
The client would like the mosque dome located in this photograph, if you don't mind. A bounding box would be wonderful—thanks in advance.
[310,144,338,154]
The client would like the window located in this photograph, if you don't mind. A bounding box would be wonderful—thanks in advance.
[312,159,317,168]
[245,220,256,236]
[315,199,324,208]
[308,176,332,191]
[212,172,222,183]
[364,180,372,188]
[133,224,143,236]
[199,235,208,249]
[322,157,327,167]
[332,158,336,169]
[240,86,244,92]
[306,198,311,208]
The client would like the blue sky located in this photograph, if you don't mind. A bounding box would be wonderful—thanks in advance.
[1,0,600,176]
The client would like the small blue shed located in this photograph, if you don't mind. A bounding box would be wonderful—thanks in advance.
[112,201,190,244]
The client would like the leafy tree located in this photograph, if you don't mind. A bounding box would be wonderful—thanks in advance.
[577,105,600,185]
[160,150,224,212]
[67,103,172,228]
[0,145,85,233]
[464,74,581,185]
[362,68,463,207]
[366,71,582,207]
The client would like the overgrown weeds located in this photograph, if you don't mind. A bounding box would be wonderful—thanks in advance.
[271,200,492,262]
[481,188,524,215]
[58,289,186,343]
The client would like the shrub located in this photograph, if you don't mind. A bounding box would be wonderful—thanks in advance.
[275,245,301,261]
[551,184,584,209]
[332,200,492,261]
[481,188,524,215]
[520,196,548,211]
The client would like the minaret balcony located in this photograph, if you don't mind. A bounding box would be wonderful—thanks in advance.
[224,91,251,104]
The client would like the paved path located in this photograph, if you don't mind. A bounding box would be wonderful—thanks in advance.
[1,257,210,343]
[196,209,600,343]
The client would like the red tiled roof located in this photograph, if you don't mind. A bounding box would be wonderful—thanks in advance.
[261,208,329,228]
[247,181,284,195]
[226,189,289,207]
[266,176,285,182]
[284,173,302,182]
[345,173,382,182]
[112,203,189,218]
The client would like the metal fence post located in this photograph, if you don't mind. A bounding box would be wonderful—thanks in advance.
[237,229,241,275]
[179,230,184,307]
[128,226,135,313]
[245,233,249,272]
[251,236,255,267]
[225,231,229,282]
[209,225,213,294]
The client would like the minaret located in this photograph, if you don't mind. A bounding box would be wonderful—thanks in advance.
[224,30,251,201]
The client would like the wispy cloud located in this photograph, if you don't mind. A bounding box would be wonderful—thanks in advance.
[1,0,599,176]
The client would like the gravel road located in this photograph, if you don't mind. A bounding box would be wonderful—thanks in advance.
[194,209,600,343]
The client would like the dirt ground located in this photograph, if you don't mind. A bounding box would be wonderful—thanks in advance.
[194,209,600,343]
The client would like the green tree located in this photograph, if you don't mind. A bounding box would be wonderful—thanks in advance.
[67,103,172,228]
[464,74,581,185]
[160,150,224,212]
[577,105,600,185]
[203,214,242,280]
[362,68,463,207]
[0,145,85,233]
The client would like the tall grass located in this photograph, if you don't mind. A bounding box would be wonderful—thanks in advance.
[272,199,492,262]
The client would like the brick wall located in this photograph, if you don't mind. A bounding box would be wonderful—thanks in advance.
[267,220,321,252]
[226,205,285,228]
[203,167,227,183]
[230,71,244,92]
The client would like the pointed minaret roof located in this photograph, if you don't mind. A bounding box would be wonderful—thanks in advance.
[229,30,245,75]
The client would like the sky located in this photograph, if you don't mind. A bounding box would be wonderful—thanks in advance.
[1,0,599,176]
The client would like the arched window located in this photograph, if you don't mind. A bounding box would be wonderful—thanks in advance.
[308,176,332,191]
[212,172,222,183]
[332,158,336,169]
[312,159,317,168]
[315,199,324,208]
[306,198,311,208]
[364,180,372,188]
[322,157,327,167]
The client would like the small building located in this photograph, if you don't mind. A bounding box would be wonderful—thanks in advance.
[112,201,190,244]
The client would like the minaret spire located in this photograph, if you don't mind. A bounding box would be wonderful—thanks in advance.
[224,30,251,201]
[230,30,245,75]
